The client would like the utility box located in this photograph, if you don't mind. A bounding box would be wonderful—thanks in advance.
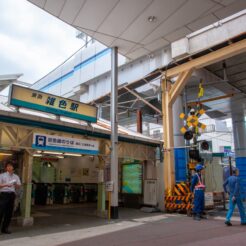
[205,192,214,208]
[144,180,157,206]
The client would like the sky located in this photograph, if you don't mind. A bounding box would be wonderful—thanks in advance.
[0,0,83,92]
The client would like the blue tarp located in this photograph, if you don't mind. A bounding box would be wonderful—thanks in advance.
[174,148,187,182]
[236,157,246,199]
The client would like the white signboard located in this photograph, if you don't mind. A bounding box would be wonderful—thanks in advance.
[106,181,114,192]
[144,180,157,206]
[32,133,99,155]
[205,192,214,207]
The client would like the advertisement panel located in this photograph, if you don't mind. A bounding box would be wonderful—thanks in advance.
[122,163,142,194]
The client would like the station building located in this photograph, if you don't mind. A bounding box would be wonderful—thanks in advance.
[0,0,245,224]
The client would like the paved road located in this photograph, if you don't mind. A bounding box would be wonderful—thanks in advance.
[0,207,245,246]
[58,215,246,246]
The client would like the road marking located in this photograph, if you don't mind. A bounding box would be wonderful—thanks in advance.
[213,216,240,222]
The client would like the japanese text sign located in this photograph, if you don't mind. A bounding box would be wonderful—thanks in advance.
[33,133,99,155]
[9,85,97,122]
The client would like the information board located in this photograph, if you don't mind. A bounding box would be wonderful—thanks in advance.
[106,181,114,192]
[33,133,99,155]
[122,163,142,194]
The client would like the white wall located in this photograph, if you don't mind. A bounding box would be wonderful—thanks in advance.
[54,156,99,183]
[205,157,224,192]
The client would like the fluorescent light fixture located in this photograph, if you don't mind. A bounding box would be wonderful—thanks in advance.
[57,156,64,159]
[43,151,63,155]
[33,154,42,157]
[64,153,82,157]
[0,153,12,156]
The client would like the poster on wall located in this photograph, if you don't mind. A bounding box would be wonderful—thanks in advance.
[122,163,142,194]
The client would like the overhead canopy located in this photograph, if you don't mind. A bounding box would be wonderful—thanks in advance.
[28,0,245,60]
[91,34,246,121]
[26,0,246,122]
[0,74,23,93]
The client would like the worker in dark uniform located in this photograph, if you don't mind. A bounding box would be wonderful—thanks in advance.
[0,161,21,234]
[223,169,246,226]
[191,164,206,221]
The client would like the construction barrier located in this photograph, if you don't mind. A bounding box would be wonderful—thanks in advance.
[165,182,193,214]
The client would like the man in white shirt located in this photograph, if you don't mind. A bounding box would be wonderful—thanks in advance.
[0,161,21,234]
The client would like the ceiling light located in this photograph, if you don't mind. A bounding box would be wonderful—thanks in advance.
[33,154,42,157]
[36,150,42,153]
[0,153,12,156]
[57,156,64,159]
[64,153,82,157]
[148,16,157,23]
[43,151,63,155]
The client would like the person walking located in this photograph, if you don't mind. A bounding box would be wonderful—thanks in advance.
[191,164,206,221]
[223,168,246,226]
[0,161,21,234]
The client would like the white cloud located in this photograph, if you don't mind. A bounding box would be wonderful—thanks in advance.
[0,0,83,87]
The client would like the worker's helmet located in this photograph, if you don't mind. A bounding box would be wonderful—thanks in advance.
[195,164,204,171]
[189,108,195,115]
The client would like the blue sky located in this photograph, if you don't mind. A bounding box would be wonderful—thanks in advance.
[0,0,83,91]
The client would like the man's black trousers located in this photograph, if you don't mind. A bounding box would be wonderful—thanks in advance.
[0,192,15,231]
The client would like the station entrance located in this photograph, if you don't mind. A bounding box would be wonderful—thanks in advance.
[0,110,159,226]
[32,154,98,207]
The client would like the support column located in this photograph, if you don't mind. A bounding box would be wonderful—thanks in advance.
[97,183,105,211]
[18,150,34,226]
[231,103,246,199]
[137,110,143,133]
[110,47,119,219]
[161,80,175,190]
[97,154,106,217]
[173,96,187,182]
[162,69,192,192]
[97,180,106,217]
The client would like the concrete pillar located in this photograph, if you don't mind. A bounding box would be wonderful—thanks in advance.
[110,47,119,219]
[231,102,246,199]
[172,96,187,182]
[97,155,106,217]
[97,183,106,216]
[18,151,34,226]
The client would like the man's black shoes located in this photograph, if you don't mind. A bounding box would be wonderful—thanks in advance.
[200,215,207,219]
[225,221,232,226]
[193,215,201,221]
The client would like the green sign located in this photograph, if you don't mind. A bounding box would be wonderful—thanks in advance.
[122,163,142,194]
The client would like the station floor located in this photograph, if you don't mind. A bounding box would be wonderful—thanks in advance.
[0,204,245,246]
